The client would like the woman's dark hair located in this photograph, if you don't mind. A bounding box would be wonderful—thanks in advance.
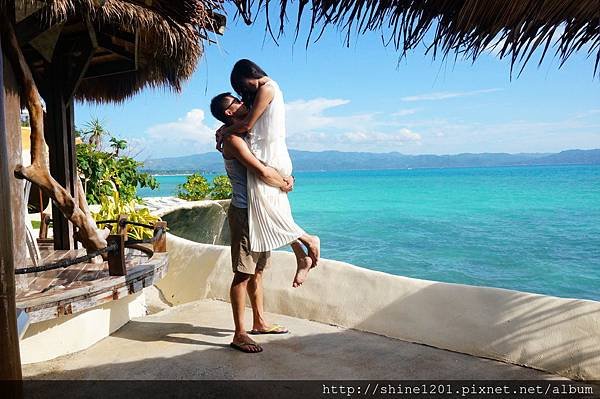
[230,59,268,107]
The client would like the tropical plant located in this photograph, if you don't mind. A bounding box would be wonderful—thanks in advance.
[93,191,160,240]
[83,118,108,150]
[76,119,158,204]
[210,175,232,200]
[176,173,210,201]
[109,137,128,156]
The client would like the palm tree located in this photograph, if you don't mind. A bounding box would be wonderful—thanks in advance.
[84,118,109,150]
[109,137,127,157]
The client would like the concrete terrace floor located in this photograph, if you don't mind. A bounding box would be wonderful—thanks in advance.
[23,299,566,380]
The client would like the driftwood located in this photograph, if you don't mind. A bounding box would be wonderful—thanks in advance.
[0,13,107,252]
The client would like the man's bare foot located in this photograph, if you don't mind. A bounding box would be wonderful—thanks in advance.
[293,255,313,288]
[231,333,263,353]
[249,324,289,334]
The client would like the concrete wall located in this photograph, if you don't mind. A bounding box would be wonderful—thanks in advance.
[157,233,600,381]
[20,292,147,364]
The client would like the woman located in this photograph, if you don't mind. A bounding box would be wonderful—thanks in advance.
[220,59,320,287]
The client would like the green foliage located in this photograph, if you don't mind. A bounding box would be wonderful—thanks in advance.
[176,173,234,201]
[76,119,158,204]
[109,137,128,156]
[176,173,210,201]
[83,118,108,149]
[93,191,159,240]
[210,175,233,200]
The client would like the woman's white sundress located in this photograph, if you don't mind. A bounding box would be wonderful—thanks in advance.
[246,79,305,251]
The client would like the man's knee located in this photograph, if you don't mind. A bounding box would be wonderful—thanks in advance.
[251,268,264,279]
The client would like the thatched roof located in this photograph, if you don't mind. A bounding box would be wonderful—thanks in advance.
[4,0,596,105]
[1,0,225,102]
[235,0,600,77]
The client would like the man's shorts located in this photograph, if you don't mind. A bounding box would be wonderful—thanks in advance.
[228,204,271,275]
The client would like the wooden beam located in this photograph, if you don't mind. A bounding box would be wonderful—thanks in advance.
[15,6,52,46]
[0,27,23,382]
[97,33,135,61]
[63,46,95,102]
[43,58,76,250]
[48,19,98,102]
[84,59,136,79]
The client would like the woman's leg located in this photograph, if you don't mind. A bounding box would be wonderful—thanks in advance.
[290,241,313,287]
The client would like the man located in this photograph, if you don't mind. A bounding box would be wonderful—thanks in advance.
[210,92,295,353]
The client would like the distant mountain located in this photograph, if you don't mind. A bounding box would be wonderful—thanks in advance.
[518,149,600,166]
[142,152,223,174]
[140,149,600,174]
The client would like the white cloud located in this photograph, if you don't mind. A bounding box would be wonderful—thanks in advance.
[392,109,419,117]
[396,113,600,154]
[132,109,220,158]
[343,129,421,144]
[129,96,600,159]
[400,88,502,102]
[285,98,376,134]
[283,97,423,151]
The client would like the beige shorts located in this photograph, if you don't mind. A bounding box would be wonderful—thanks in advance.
[228,204,271,275]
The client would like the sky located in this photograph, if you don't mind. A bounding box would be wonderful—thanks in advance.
[75,6,600,161]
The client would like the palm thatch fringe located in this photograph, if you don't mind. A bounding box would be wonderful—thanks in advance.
[235,0,600,77]
[1,0,227,102]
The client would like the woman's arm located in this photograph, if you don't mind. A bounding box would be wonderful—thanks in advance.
[223,134,292,191]
[224,83,274,134]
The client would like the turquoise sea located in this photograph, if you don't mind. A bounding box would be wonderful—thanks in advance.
[139,165,600,301]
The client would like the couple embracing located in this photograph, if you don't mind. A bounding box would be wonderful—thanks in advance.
[210,59,321,353]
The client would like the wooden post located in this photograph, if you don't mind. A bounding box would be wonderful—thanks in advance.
[152,221,167,253]
[42,60,76,250]
[107,234,126,276]
[39,212,50,239]
[117,214,128,240]
[0,29,23,381]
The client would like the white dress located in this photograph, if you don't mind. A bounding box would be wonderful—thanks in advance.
[246,79,305,251]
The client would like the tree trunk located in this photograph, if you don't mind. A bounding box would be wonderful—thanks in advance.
[0,12,107,252]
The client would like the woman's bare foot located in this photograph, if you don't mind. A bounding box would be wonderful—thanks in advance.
[293,255,313,288]
[300,235,320,267]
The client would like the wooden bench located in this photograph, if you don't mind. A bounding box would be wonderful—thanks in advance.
[16,247,168,324]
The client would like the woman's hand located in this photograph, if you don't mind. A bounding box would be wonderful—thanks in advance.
[281,175,295,193]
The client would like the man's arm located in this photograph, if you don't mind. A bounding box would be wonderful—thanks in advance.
[224,134,292,191]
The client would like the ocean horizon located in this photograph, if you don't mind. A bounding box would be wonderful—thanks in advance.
[139,164,600,302]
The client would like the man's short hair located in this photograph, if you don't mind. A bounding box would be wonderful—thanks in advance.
[210,92,234,124]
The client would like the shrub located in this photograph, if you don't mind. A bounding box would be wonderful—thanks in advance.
[176,173,211,201]
[93,191,159,240]
[210,175,232,200]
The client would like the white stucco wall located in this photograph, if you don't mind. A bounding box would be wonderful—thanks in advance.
[20,291,147,364]
[157,233,600,381]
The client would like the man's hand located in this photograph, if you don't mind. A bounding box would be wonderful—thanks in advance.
[215,125,225,152]
[281,175,295,193]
